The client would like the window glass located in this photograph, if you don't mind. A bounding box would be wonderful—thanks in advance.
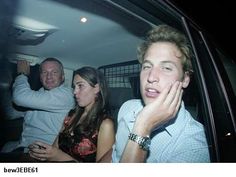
[216,50,236,96]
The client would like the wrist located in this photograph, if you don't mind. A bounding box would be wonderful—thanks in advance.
[133,119,152,136]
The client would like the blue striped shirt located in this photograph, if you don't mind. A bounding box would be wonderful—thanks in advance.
[112,99,210,162]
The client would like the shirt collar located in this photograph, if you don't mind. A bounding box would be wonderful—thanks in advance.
[163,101,188,137]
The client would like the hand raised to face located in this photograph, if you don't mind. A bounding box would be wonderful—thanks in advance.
[133,81,183,136]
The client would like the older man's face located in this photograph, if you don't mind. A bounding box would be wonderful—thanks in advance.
[40,61,64,90]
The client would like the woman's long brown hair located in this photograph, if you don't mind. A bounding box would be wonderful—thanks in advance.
[64,67,110,137]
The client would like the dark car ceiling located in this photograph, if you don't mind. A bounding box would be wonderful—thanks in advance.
[52,0,152,37]
[3,0,154,70]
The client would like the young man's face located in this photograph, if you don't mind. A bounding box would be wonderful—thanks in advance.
[140,42,190,105]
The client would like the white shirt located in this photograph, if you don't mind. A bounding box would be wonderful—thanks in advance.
[12,74,75,150]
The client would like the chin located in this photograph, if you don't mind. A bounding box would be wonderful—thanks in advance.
[45,86,53,90]
[78,103,85,107]
[143,98,151,105]
[46,84,57,90]
[144,96,157,105]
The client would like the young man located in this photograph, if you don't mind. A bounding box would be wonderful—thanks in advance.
[1,58,75,152]
[111,25,210,162]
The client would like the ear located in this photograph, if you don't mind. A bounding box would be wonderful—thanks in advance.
[94,84,100,94]
[61,74,65,83]
[182,72,190,88]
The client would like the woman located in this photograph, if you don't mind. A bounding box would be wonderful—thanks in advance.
[29,67,115,162]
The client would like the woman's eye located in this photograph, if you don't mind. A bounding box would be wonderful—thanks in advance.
[78,84,84,88]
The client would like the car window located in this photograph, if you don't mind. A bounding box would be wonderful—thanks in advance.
[216,50,236,96]
[186,21,236,161]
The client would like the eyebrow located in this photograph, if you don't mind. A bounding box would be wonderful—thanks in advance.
[142,60,178,67]
[74,81,85,85]
[142,60,153,65]
[160,60,178,67]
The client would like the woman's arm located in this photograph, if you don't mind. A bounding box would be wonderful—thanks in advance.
[96,118,115,162]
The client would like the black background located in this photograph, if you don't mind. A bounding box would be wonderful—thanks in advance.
[169,0,236,59]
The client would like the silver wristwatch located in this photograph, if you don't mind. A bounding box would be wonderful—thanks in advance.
[128,133,151,151]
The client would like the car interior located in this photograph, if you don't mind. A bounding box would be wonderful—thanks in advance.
[0,0,202,152]
[1,0,235,162]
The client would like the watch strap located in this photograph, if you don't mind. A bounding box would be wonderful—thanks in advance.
[128,132,151,151]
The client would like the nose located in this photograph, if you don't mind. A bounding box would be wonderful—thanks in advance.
[73,88,77,95]
[147,68,159,83]
[73,87,79,95]
[46,72,53,79]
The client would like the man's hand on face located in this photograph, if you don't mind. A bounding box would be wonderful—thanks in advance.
[17,60,30,76]
[133,81,183,136]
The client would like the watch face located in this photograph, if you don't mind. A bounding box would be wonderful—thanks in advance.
[143,138,151,151]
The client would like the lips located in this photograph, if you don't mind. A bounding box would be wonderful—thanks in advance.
[145,87,160,98]
[75,97,80,103]
[46,81,54,86]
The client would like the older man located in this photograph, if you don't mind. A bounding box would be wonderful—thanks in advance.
[2,58,75,152]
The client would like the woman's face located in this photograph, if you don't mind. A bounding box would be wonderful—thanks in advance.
[73,74,99,110]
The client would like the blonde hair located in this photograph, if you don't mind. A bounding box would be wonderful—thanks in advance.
[137,25,193,73]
